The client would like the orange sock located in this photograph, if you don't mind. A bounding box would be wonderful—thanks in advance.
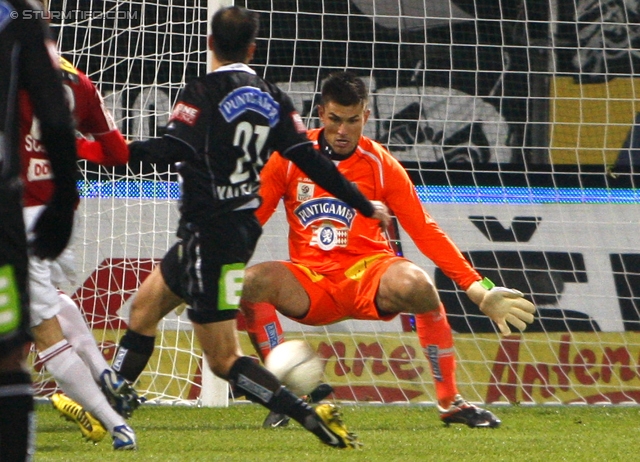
[239,299,283,361]
[414,303,458,408]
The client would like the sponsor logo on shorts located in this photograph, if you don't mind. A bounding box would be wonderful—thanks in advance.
[218,263,245,310]
[0,265,20,336]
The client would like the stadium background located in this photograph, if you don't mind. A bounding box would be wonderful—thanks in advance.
[40,0,640,406]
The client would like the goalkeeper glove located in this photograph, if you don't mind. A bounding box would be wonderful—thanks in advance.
[466,278,536,336]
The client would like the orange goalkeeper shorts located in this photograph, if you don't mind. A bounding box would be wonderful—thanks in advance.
[281,254,407,326]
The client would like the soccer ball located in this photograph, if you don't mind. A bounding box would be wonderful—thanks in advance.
[264,340,324,396]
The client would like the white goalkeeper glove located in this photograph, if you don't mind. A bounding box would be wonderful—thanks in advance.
[466,278,536,336]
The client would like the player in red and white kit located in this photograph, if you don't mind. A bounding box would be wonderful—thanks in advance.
[20,55,137,450]
[1,2,79,458]
[240,72,536,428]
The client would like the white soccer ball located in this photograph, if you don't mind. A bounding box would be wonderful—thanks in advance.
[264,340,324,396]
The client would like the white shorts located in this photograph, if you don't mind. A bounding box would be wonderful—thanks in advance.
[23,205,78,327]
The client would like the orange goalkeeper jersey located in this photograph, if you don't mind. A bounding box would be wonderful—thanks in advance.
[256,128,481,290]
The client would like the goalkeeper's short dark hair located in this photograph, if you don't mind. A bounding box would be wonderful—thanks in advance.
[210,6,259,64]
[321,72,369,107]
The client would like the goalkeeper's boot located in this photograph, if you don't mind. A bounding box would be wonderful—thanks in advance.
[50,393,108,443]
[100,369,142,419]
[112,424,137,450]
[262,383,334,428]
[438,394,501,428]
[313,403,360,449]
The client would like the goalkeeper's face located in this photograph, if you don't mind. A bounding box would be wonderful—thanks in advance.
[318,101,370,156]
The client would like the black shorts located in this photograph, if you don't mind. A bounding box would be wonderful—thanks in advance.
[161,210,262,324]
[0,185,32,357]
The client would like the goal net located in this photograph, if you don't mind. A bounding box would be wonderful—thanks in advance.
[38,0,640,407]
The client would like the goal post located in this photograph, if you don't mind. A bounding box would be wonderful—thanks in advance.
[39,0,640,408]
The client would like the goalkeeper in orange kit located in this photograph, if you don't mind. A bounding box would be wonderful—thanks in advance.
[239,71,536,428]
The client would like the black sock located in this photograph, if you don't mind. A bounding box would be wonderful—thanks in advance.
[227,356,317,425]
[0,371,34,462]
[227,357,342,445]
[113,329,156,382]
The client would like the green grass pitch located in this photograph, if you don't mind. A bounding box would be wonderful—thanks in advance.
[35,402,639,461]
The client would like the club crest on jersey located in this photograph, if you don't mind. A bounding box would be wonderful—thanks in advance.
[310,221,349,251]
[294,197,355,229]
[219,86,280,127]
[170,102,200,126]
[296,182,315,201]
